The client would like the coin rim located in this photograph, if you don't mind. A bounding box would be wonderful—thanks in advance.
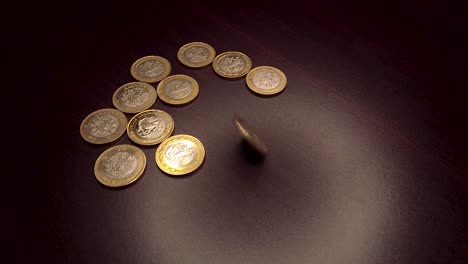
[246,66,287,95]
[156,74,200,105]
[155,134,205,176]
[212,51,252,78]
[94,144,147,187]
[127,109,175,146]
[177,42,216,68]
[130,55,172,83]
[80,108,128,144]
[112,82,157,113]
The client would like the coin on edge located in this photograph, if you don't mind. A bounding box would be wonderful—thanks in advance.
[246,66,287,95]
[177,42,216,68]
[233,115,268,155]
[112,82,157,113]
[94,144,146,187]
[80,108,127,144]
[130,55,171,83]
[155,134,205,176]
[157,74,199,105]
[127,109,174,146]
[212,51,252,78]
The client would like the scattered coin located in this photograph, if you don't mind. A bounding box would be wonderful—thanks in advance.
[177,42,216,68]
[212,51,252,78]
[156,74,199,105]
[112,82,157,113]
[130,55,171,83]
[80,108,127,144]
[127,109,174,146]
[246,66,287,95]
[94,144,146,187]
[155,134,205,176]
[233,115,268,155]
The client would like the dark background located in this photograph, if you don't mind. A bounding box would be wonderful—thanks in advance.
[12,0,467,263]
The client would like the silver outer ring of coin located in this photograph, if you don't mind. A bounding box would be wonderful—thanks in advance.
[127,109,175,146]
[130,55,171,83]
[212,51,252,78]
[112,82,157,113]
[233,116,268,155]
[246,66,287,95]
[156,74,199,105]
[80,108,128,144]
[177,42,216,68]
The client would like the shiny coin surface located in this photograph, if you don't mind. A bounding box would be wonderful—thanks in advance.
[112,82,157,113]
[212,51,252,78]
[130,55,171,83]
[233,115,268,155]
[157,74,199,105]
[127,109,174,146]
[80,108,127,144]
[246,66,287,95]
[177,42,216,68]
[155,134,205,176]
[94,144,146,187]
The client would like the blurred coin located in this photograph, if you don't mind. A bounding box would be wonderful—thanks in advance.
[157,74,199,105]
[80,108,127,144]
[233,115,268,155]
[112,82,157,113]
[127,109,174,146]
[177,42,216,68]
[246,66,287,95]
[130,55,171,83]
[212,51,252,78]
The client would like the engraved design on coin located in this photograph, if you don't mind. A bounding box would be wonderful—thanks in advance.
[164,140,197,167]
[120,85,149,107]
[185,46,209,63]
[220,56,245,73]
[137,60,164,77]
[165,79,192,99]
[103,151,137,179]
[253,70,280,90]
[88,114,119,137]
[136,116,167,138]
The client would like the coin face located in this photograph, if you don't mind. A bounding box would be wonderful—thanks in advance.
[155,134,205,176]
[156,74,199,105]
[212,51,252,78]
[233,115,268,155]
[127,109,174,145]
[130,55,171,83]
[112,82,157,113]
[177,42,216,68]
[80,108,127,144]
[246,66,287,95]
[94,144,146,187]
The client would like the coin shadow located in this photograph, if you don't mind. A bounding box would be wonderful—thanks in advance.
[244,82,285,98]
[159,96,199,108]
[238,140,266,165]
[97,166,147,190]
[159,157,206,179]
[212,68,248,81]
[176,60,213,71]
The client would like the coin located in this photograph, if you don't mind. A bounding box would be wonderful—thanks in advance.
[155,134,205,176]
[127,109,174,146]
[233,115,268,155]
[177,42,216,68]
[130,55,171,83]
[246,66,287,95]
[80,108,127,144]
[156,74,199,105]
[212,51,252,78]
[94,144,146,187]
[112,82,157,113]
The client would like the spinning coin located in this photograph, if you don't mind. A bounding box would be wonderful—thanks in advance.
[212,51,252,78]
[177,42,216,68]
[127,109,174,146]
[233,115,268,155]
[112,82,157,113]
[246,66,287,95]
[157,74,199,105]
[80,108,127,144]
[130,55,171,83]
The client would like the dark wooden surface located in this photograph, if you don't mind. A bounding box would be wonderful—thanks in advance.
[14,0,467,263]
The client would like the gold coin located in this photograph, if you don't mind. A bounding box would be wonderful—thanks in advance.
[156,74,199,105]
[130,55,171,83]
[94,144,146,187]
[80,108,127,144]
[212,51,252,78]
[233,115,268,155]
[127,109,174,146]
[177,42,216,68]
[246,66,287,95]
[155,134,205,176]
[112,82,157,113]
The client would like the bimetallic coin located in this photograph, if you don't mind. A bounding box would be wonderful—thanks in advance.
[80,108,127,144]
[246,66,287,95]
[156,74,199,105]
[233,115,268,155]
[155,134,205,176]
[112,82,157,113]
[212,51,252,78]
[130,55,171,83]
[127,109,174,146]
[177,42,216,68]
[94,144,146,187]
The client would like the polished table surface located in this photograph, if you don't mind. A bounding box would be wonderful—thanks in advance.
[15,0,467,263]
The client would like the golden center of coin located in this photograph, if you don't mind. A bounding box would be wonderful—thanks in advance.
[127,109,174,145]
[80,108,127,144]
[177,42,216,68]
[112,82,157,113]
[212,51,252,78]
[94,144,146,187]
[246,66,287,95]
[233,115,268,155]
[156,74,199,105]
[155,134,205,176]
[130,55,171,83]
